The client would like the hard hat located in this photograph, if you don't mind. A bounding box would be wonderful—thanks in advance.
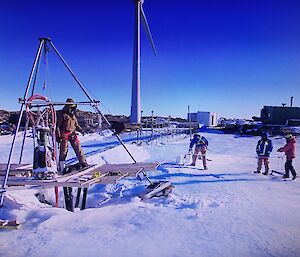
[66,98,77,108]
[285,134,293,139]
[261,131,267,137]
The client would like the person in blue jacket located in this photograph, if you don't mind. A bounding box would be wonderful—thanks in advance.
[189,134,208,169]
[255,132,273,175]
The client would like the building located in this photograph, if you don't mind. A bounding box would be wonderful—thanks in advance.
[261,106,300,125]
[188,111,218,127]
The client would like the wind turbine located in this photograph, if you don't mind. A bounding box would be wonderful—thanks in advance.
[130,0,157,124]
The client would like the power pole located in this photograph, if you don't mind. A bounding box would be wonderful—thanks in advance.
[188,105,192,140]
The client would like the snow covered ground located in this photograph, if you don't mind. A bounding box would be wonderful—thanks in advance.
[0,132,300,257]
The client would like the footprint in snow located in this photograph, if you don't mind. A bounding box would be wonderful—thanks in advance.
[208,202,220,208]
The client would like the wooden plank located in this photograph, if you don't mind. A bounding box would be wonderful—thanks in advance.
[115,172,129,182]
[91,173,128,185]
[3,163,160,189]
[0,219,20,229]
[93,164,134,172]
[6,179,89,188]
[80,172,110,186]
[3,168,98,188]
[0,163,31,170]
[135,162,160,170]
[0,163,32,177]
[93,163,159,177]
[57,164,103,182]
[98,175,124,184]
[95,163,158,171]
[0,170,31,177]
[15,164,33,170]
[4,164,104,188]
[2,185,42,191]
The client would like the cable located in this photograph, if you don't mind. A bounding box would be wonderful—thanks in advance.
[31,49,42,96]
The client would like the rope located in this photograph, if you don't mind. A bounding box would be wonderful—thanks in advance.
[276,156,285,171]
[43,44,49,90]
[50,104,57,159]
[31,50,42,96]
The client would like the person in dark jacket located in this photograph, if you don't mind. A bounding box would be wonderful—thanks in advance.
[56,98,87,171]
[277,134,297,180]
[255,132,273,175]
[189,134,208,169]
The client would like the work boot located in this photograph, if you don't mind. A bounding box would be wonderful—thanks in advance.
[81,162,89,169]
[254,170,261,173]
[262,171,268,175]
[204,166,208,170]
[190,163,196,166]
[282,175,289,179]
[292,175,297,180]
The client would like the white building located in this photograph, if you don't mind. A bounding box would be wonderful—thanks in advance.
[188,111,218,127]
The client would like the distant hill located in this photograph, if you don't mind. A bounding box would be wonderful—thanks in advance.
[0,110,10,123]
[0,109,187,135]
[0,109,129,134]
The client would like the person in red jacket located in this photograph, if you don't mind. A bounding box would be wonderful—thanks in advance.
[277,134,297,180]
[56,98,87,171]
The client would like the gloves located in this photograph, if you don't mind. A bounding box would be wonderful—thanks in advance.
[78,130,85,136]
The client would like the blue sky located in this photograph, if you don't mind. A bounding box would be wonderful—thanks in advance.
[0,0,300,119]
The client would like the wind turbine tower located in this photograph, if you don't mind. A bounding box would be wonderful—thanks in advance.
[130,0,157,124]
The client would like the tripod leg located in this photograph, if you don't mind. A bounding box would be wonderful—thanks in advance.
[81,188,88,210]
[63,187,69,210]
[75,188,82,208]
[63,187,74,212]
[54,187,59,207]
[68,187,74,212]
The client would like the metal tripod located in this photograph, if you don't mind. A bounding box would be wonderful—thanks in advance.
[0,38,140,207]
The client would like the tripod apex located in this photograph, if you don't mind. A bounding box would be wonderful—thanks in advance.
[39,37,51,42]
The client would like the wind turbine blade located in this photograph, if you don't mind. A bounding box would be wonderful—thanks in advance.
[141,6,157,56]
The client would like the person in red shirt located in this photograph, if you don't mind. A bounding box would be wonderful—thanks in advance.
[277,134,297,180]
